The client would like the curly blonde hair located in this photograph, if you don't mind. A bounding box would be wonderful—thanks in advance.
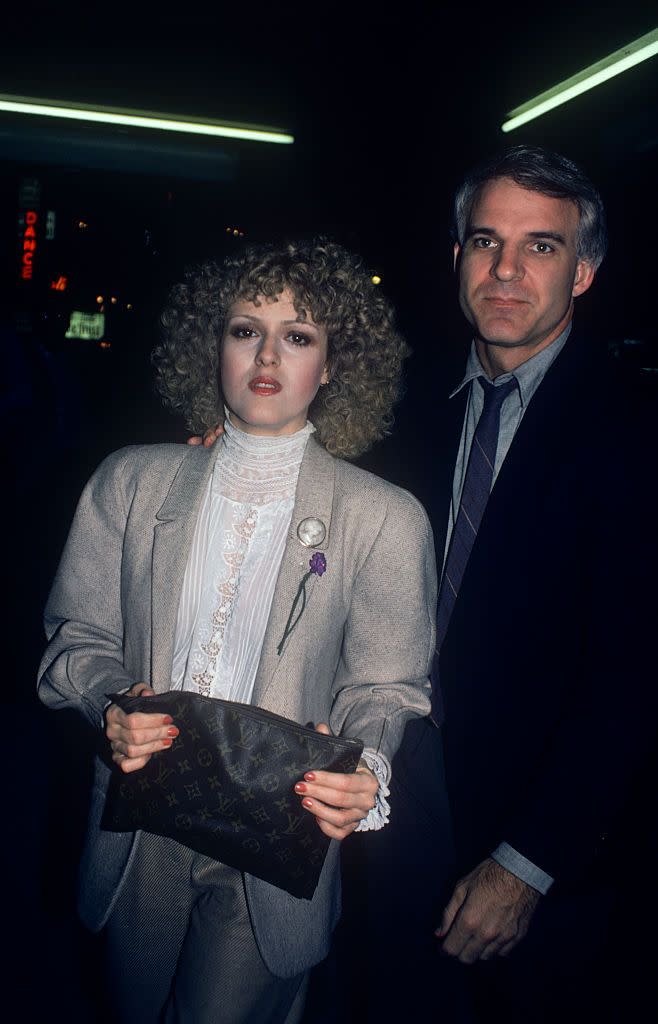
[152,238,410,459]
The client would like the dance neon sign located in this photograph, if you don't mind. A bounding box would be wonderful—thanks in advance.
[20,210,38,280]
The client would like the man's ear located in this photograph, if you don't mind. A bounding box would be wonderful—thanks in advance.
[572,260,596,298]
[453,242,461,272]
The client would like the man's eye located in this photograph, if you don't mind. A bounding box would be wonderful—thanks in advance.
[531,242,554,253]
[472,237,495,249]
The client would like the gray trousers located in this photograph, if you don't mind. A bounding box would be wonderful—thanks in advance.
[104,832,308,1024]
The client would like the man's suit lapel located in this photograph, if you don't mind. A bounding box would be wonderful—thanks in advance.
[150,447,215,690]
[252,437,336,711]
[454,331,590,600]
[480,330,589,513]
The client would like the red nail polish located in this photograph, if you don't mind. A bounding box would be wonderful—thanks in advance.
[304,772,316,782]
[163,716,174,725]
[167,727,179,736]
[162,739,173,747]
[302,798,313,808]
[295,783,306,793]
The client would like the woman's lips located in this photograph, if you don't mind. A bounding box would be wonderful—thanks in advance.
[248,376,282,395]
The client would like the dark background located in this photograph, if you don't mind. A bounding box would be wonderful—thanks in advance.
[3,5,657,1020]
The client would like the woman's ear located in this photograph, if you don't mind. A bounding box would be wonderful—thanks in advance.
[320,365,331,385]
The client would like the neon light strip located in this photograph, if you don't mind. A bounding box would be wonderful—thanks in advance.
[0,94,294,145]
[501,28,658,133]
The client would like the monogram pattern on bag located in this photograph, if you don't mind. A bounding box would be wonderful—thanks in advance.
[102,692,363,899]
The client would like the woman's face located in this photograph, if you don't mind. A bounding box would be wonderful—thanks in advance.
[220,290,329,437]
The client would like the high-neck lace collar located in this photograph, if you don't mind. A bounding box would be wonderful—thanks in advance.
[214,417,315,505]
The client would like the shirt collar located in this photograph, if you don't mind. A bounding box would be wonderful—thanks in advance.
[449,323,573,408]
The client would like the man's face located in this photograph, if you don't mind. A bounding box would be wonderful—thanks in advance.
[455,178,595,365]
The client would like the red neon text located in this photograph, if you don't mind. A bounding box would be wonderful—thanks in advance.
[21,210,38,280]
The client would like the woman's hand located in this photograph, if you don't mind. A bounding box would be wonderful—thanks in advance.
[295,723,378,840]
[186,422,224,447]
[104,682,179,774]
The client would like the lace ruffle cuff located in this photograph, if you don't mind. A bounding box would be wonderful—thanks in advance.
[354,748,391,832]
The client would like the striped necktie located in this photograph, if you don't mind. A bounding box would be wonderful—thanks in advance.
[435,375,517,651]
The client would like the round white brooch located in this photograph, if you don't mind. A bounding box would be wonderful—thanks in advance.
[296,517,326,548]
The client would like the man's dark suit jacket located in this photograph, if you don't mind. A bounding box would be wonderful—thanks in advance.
[338,329,657,1022]
[431,331,657,885]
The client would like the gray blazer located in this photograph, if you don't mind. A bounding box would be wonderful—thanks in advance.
[38,435,436,977]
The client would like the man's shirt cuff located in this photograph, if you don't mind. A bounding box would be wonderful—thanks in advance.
[491,841,554,895]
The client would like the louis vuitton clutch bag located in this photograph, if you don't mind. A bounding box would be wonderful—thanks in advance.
[101,690,364,899]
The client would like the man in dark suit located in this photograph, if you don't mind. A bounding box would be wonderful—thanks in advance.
[346,144,657,1024]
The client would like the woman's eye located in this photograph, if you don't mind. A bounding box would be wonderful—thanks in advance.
[230,325,258,339]
[287,332,311,346]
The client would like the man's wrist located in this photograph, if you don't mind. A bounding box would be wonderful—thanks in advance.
[491,841,554,895]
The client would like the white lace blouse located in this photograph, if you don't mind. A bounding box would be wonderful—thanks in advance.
[171,417,389,831]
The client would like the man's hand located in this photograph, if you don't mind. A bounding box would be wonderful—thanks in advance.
[295,723,379,840]
[436,858,540,963]
[187,422,224,447]
[105,682,179,773]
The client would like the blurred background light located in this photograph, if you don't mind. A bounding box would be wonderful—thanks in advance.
[0,94,294,145]
[502,27,658,132]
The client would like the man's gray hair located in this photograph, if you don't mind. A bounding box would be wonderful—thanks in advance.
[453,145,608,270]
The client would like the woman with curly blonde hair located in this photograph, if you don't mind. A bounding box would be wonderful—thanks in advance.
[154,237,409,459]
[38,236,437,1023]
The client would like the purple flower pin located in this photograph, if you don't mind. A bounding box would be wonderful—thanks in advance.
[277,553,328,655]
[309,552,327,576]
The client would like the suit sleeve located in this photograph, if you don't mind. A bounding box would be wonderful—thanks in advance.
[328,488,437,764]
[502,398,658,882]
[37,450,137,728]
